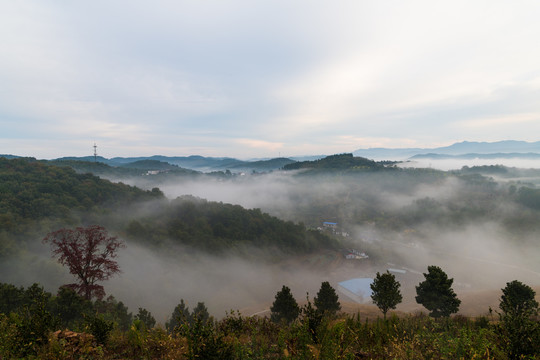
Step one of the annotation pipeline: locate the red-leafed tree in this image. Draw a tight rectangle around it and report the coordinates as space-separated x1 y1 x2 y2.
43 225 125 300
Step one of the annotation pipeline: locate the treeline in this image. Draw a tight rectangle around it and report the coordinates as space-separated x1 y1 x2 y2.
0 282 147 357
0 283 136 331
1 280 538 359
0 158 337 259
0 158 163 231
125 195 338 255
47 159 200 179
277 162 540 237
283 153 390 171
280 155 540 234
0 158 163 256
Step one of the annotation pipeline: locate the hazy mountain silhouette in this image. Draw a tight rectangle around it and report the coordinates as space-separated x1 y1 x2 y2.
353 140 540 160
50 155 296 172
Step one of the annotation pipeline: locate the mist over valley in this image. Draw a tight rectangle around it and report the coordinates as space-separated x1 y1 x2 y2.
1 149 539 324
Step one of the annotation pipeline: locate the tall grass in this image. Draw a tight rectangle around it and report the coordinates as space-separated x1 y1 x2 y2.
2 308 530 359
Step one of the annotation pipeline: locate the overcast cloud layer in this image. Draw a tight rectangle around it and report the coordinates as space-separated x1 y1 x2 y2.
2 1 540 159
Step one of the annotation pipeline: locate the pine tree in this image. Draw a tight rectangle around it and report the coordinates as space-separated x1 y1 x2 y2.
499 280 539 358
500 280 539 318
192 302 211 324
415 265 461 317
134 307 156 329
370 271 402 319
314 281 341 317
270 285 300 324
167 299 191 333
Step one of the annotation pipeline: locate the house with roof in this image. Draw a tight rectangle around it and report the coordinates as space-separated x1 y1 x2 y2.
323 221 337 229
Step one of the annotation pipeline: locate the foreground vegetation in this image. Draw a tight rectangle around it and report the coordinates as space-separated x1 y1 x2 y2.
1 282 538 359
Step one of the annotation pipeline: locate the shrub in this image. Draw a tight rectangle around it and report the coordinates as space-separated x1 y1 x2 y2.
86 315 114 345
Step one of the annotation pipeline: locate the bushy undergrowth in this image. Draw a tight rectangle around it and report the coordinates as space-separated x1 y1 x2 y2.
1 282 538 359
2 308 538 359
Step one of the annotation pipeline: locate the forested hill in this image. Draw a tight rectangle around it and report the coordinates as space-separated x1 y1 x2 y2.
46 159 199 178
125 195 338 255
0 158 164 234
0 158 337 258
282 153 392 171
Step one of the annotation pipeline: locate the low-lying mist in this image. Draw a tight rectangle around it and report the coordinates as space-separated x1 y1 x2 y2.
105 162 540 311
106 242 328 323
400 157 540 171
4 160 540 322
0 238 330 324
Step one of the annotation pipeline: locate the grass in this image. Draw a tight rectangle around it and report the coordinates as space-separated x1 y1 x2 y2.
2 309 535 359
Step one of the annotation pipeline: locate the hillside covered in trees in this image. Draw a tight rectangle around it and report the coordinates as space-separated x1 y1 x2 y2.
282 153 391 172
0 158 162 257
0 157 336 259
125 195 336 255
0 158 163 227
46 158 200 179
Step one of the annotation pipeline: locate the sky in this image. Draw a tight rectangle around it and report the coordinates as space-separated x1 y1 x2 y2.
2 1 540 159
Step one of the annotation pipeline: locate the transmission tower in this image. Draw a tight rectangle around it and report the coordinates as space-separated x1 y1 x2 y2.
93 143 97 162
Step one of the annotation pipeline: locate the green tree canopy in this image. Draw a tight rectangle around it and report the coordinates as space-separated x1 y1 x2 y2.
134 307 156 329
52 286 93 329
500 280 539 319
498 280 540 358
282 153 386 171
93 295 133 331
167 299 191 333
192 302 211 325
371 271 403 319
270 285 300 324
415 265 461 318
314 281 341 317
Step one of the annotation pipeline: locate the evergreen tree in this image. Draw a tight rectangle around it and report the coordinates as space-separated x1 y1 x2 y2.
370 271 402 319
0 282 25 314
93 295 133 331
270 285 300 324
499 280 539 358
314 281 341 317
51 286 93 329
415 265 461 317
192 302 211 325
167 299 191 333
134 307 156 329
500 280 539 318
302 294 324 343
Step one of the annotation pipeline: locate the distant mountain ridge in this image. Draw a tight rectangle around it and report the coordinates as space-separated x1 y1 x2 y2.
411 152 540 160
4 140 540 169
52 155 296 172
353 140 540 160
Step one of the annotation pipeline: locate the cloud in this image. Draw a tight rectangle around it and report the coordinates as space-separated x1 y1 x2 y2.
2 1 540 157
455 113 540 129
335 136 430 150
235 139 284 152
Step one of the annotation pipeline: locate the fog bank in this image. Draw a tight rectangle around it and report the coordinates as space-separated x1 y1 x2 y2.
400 157 540 171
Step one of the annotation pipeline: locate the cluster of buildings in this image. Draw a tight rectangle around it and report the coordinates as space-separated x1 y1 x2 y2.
317 221 350 237
342 248 369 260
